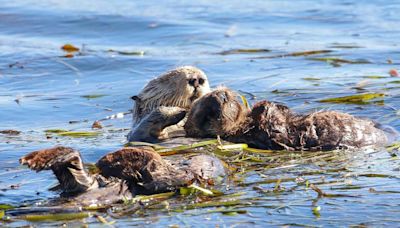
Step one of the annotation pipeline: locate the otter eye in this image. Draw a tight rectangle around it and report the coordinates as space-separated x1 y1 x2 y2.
198 78 205 85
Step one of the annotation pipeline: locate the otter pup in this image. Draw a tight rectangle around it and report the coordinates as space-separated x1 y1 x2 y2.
128 66 211 142
20 146 225 206
184 88 388 151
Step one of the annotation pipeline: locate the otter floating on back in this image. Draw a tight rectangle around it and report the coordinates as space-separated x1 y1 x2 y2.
184 88 389 151
19 66 220 207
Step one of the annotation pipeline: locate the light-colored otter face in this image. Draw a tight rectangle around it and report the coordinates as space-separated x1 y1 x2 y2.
132 66 211 123
184 87 248 138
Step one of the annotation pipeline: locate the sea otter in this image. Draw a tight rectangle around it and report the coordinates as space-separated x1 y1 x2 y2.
20 146 225 206
184 87 389 151
128 66 211 142
17 67 216 207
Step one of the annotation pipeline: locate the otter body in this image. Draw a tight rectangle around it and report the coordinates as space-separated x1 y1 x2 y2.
20 146 225 206
185 88 388 151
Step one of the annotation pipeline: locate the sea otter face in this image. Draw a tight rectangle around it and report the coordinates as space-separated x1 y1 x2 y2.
180 66 211 104
132 66 211 123
185 87 248 138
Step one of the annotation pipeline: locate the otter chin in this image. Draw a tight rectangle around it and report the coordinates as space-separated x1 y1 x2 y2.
128 66 211 142
185 88 389 151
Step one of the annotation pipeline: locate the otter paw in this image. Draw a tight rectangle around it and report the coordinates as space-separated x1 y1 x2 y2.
20 146 79 171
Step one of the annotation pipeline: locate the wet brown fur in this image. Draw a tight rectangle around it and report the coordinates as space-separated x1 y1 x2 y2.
20 146 224 205
185 88 388 151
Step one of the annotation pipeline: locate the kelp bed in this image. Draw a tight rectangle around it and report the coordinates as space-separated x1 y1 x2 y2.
2 139 400 227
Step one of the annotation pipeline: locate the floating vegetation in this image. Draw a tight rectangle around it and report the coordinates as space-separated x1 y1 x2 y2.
328 43 363 49
386 141 400 152
155 139 219 154
44 129 69 133
302 77 321 81
318 93 385 104
94 214 115 225
217 48 270 55
182 199 249 210
308 57 371 65
312 206 321 217
363 75 387 79
180 184 214 196
61 44 80 52
45 129 100 137
239 95 251 109
0 204 14 210
56 131 101 137
80 94 107 99
21 212 90 222
254 50 333 59
125 141 166 150
0 130 20 135
108 49 145 56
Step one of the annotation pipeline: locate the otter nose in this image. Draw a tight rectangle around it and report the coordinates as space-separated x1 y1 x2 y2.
188 78 199 88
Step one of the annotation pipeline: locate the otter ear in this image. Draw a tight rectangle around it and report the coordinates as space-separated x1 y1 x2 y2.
131 95 141 102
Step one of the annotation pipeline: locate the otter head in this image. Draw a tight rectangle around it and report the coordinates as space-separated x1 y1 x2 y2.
185 87 249 138
132 66 211 123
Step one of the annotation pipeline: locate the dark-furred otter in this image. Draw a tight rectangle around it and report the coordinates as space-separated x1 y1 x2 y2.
184 87 389 151
20 146 225 206
128 66 211 142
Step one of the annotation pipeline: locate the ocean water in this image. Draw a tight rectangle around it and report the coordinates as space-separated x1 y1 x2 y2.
1 0 400 226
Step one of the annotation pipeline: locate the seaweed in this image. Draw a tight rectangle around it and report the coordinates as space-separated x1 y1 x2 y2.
217 48 271 55
254 50 333 59
318 93 385 104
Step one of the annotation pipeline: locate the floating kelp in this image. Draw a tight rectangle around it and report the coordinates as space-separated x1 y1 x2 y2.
182 199 249 210
318 93 385 104
125 141 166 150
0 130 20 135
254 50 333 59
180 184 213 196
239 95 251 109
94 214 115 225
61 44 80 52
44 129 69 133
308 57 371 64
386 142 400 152
217 48 271 55
302 77 321 81
369 188 400 194
108 49 145 56
312 206 321 217
56 131 101 137
328 43 363 49
206 208 247 216
126 192 175 204
80 94 107 99
363 75 387 79
155 139 219 154
21 212 90 222
310 184 356 198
